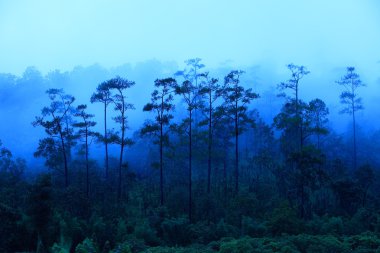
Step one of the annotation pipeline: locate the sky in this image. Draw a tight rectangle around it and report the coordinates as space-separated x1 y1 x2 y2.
1 0 380 74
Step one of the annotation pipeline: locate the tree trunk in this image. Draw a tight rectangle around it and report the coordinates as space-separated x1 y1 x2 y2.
160 113 164 205
235 103 239 194
189 110 192 222
353 109 357 170
118 103 125 201
207 92 212 194
300 120 304 149
58 126 68 188
104 102 109 179
86 127 89 198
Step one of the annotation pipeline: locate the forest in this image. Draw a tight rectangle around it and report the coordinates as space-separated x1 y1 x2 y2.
1 58 380 253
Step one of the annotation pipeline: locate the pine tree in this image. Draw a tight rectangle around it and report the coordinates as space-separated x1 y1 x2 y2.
336 67 365 170
142 78 176 205
91 81 113 179
222 70 259 193
73 104 96 198
108 77 135 201
33 89 75 187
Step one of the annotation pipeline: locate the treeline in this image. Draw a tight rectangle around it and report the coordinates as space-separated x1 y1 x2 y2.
1 59 380 252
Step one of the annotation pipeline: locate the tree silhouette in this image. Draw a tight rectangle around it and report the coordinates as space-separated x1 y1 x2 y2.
142 78 176 205
290 146 325 218
177 58 205 89
91 81 113 179
198 73 223 194
222 70 259 193
33 89 75 188
174 78 202 222
307 98 329 149
278 64 310 149
108 77 135 201
73 104 96 198
336 67 365 170
176 58 206 124
273 99 329 153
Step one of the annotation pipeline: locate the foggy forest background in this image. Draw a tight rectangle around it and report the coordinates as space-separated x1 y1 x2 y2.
1 1 380 253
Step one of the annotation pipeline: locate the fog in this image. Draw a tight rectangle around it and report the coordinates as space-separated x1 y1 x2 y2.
1 0 380 74
1 60 379 166
0 0 380 168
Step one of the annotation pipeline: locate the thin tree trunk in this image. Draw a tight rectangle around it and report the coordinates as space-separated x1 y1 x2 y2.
351 78 357 171
118 140 124 201
295 83 302 150
235 103 239 194
118 100 125 201
86 127 89 198
353 110 357 170
207 92 212 194
64 116 72 163
160 111 164 205
59 126 68 188
189 110 192 222
104 102 109 179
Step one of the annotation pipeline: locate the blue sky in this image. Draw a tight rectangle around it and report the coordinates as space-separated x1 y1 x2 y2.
1 0 379 74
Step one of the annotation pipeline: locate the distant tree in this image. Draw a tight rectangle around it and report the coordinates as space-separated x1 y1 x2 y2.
212 111 234 202
73 104 96 198
307 98 329 149
222 70 259 193
278 64 310 149
176 58 205 89
274 99 328 155
142 78 176 205
198 73 223 194
274 98 330 218
33 89 75 187
173 58 208 221
176 58 206 125
18 67 45 100
0 140 26 208
0 140 12 169
108 77 135 201
273 100 304 155
0 144 23 178
0 73 17 104
91 81 113 179
174 77 202 222
336 67 365 170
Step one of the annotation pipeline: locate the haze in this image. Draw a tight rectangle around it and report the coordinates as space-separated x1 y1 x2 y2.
0 0 380 164
1 0 380 74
